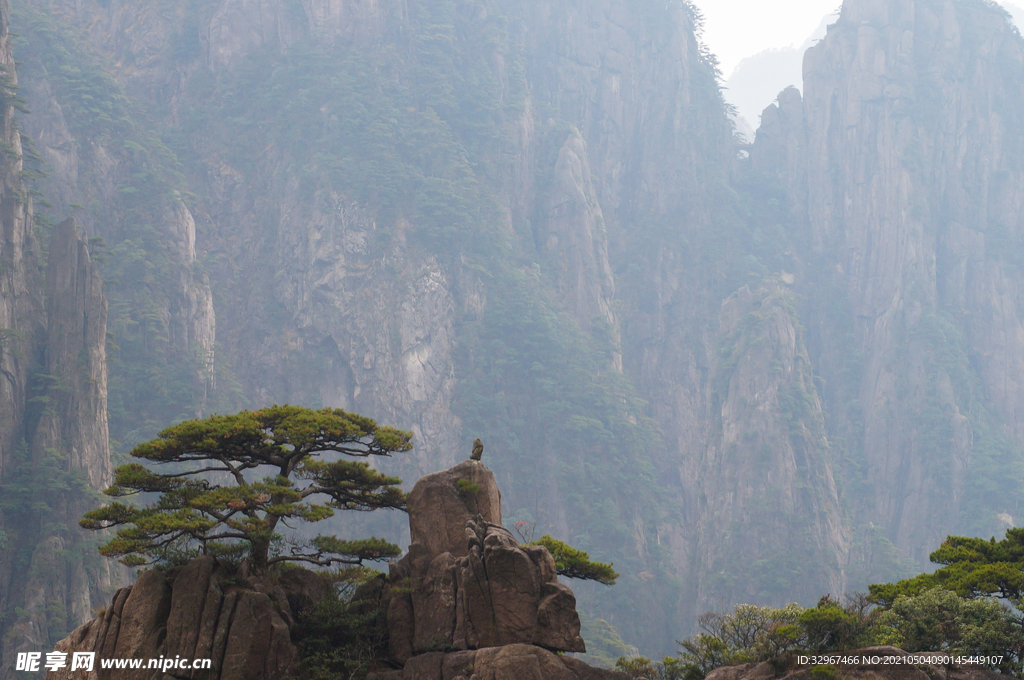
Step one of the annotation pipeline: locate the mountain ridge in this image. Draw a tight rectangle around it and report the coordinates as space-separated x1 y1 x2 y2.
3 0 1024 667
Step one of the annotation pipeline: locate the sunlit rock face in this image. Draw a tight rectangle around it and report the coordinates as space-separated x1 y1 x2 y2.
46 556 312 680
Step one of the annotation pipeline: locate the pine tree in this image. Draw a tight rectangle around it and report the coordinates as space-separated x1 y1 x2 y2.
81 405 412 571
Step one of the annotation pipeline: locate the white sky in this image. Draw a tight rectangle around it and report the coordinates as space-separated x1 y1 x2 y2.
697 0 842 78
702 0 1023 79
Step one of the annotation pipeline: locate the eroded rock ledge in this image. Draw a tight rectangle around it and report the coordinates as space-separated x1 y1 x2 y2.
47 555 326 680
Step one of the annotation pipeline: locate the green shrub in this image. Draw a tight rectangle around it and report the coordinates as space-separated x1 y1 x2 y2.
291 569 389 680
811 664 840 680
871 588 1018 661
455 479 479 499
798 596 872 652
533 535 618 585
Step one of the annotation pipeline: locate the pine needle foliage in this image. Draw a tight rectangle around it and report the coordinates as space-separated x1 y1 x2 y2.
534 534 619 585
868 528 1024 609
80 405 412 571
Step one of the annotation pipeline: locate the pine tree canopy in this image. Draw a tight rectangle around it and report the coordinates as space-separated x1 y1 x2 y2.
868 528 1024 608
80 405 413 570
534 534 619 585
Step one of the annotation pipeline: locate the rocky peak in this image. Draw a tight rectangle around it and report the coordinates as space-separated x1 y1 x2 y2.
1 211 123 677
377 459 625 679
387 460 582 659
36 218 110 488
47 460 625 680
406 459 503 559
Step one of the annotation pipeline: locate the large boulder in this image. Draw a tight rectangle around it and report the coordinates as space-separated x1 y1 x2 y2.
387 517 586 658
406 460 502 558
47 557 319 680
387 462 587 660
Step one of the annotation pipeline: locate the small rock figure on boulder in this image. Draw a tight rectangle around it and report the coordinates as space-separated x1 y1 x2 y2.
470 437 484 460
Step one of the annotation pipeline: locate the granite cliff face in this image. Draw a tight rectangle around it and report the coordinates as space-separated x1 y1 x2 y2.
0 0 41 488
698 280 847 605
6 0 733 652
8 0 1024 664
0 222 120 675
0 212 123 675
14 15 217 434
751 0 1024 565
0 0 122 662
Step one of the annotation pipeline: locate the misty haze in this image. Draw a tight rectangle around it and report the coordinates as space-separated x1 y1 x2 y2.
1 0 1023 678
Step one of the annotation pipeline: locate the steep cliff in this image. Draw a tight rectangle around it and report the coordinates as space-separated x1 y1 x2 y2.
0 0 123 664
0 221 122 674
14 0 1024 663
0 0 42 487
751 0 1024 567
1 0 842 656
8 0 719 652
698 280 847 606
0 0 47 654
14 5 217 445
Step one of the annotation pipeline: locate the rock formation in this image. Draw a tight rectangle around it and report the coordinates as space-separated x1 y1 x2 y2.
388 461 583 660
46 460 623 680
698 279 847 606
751 0 1024 565
0 3 124 649
373 459 624 679
15 0 1024 660
16 30 217 426
2 218 120 666
46 556 324 680
406 460 503 559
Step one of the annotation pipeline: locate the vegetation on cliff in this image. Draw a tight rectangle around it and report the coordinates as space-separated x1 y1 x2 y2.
619 594 1019 679
291 568 391 680
619 531 1024 679
534 535 619 586
80 405 412 570
869 529 1024 607
13 4 222 448
9 0 1024 665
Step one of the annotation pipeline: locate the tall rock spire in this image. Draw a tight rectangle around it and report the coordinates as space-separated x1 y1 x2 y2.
1 217 120 677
